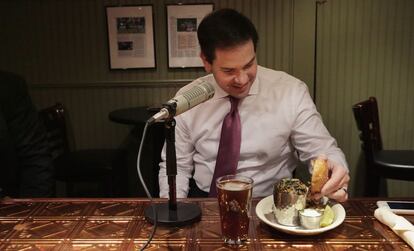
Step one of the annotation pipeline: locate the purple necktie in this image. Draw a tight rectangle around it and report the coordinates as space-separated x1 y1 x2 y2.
209 96 241 197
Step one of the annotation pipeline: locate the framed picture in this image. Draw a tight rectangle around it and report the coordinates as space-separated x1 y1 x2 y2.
166 4 214 68
106 5 156 69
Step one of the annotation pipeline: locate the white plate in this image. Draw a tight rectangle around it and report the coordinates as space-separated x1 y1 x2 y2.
255 195 345 235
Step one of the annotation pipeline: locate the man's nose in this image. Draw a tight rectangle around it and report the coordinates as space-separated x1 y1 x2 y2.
234 70 248 84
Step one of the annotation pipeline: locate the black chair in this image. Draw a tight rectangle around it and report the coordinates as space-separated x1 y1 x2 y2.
352 97 414 196
39 103 126 197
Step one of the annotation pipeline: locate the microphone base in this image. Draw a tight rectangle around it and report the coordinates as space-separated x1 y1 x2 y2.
144 202 202 227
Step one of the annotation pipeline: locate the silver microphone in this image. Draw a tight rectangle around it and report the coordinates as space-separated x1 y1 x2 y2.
148 80 215 124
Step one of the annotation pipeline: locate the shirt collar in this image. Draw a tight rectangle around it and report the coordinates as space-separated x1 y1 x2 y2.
203 71 260 101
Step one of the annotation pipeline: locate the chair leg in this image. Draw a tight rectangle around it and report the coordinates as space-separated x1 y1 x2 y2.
103 175 114 197
365 169 381 196
67 182 75 197
378 178 388 197
365 167 388 197
55 180 66 197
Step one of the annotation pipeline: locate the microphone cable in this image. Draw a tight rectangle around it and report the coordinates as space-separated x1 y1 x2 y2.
136 121 157 250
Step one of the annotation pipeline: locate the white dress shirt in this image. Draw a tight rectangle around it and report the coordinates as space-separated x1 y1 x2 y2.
159 66 347 198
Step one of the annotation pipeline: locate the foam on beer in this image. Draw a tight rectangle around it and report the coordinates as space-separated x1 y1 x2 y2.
220 180 250 191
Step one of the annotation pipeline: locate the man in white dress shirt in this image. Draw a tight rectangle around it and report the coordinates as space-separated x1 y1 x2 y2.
159 8 350 202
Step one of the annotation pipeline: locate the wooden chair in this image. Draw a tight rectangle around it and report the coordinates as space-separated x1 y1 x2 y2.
352 97 414 196
39 103 126 197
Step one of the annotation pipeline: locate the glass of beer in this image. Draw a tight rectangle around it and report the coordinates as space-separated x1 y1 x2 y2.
216 174 253 245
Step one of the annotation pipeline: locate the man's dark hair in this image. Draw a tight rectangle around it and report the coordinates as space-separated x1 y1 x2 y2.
197 8 259 64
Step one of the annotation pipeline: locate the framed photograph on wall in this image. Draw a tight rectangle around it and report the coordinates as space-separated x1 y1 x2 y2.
166 4 214 68
106 5 156 69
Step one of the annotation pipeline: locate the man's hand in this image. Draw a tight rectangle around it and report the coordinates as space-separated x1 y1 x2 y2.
320 161 350 202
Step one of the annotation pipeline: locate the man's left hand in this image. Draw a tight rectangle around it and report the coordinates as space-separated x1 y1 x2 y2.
320 161 350 202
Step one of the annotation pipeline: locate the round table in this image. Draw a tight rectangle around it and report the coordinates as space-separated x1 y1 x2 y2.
109 106 160 125
108 106 164 197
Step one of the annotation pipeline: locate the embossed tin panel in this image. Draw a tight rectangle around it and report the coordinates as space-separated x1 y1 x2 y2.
0 198 412 250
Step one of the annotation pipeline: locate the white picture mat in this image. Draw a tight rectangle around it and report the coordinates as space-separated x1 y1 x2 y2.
167 4 213 68
107 6 155 69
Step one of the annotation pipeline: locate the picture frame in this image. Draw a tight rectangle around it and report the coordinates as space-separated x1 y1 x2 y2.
106 5 156 69
166 4 214 68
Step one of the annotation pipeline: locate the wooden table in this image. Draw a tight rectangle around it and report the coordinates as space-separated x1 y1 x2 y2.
0 197 412 250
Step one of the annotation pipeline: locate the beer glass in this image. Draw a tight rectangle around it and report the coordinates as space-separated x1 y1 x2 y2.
216 175 253 245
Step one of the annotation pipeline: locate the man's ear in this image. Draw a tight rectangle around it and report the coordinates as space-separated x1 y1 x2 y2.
200 52 212 73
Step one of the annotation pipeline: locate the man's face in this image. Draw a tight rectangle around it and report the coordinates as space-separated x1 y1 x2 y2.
201 40 258 99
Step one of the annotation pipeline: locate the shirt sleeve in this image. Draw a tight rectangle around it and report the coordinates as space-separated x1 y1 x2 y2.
290 82 348 172
158 115 195 198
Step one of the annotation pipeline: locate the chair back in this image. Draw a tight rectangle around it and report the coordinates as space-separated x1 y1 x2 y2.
38 103 69 159
352 97 383 157
352 97 386 196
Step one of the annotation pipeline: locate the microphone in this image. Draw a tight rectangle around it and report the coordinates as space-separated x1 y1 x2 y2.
148 79 215 124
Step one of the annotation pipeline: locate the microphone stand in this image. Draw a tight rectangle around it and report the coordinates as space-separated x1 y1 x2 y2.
144 118 201 226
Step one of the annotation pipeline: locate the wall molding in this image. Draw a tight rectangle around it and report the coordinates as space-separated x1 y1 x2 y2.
30 79 191 89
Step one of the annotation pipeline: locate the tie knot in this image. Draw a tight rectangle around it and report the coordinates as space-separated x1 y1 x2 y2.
229 96 239 112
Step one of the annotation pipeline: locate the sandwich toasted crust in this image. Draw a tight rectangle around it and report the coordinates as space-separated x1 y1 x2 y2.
310 157 329 194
